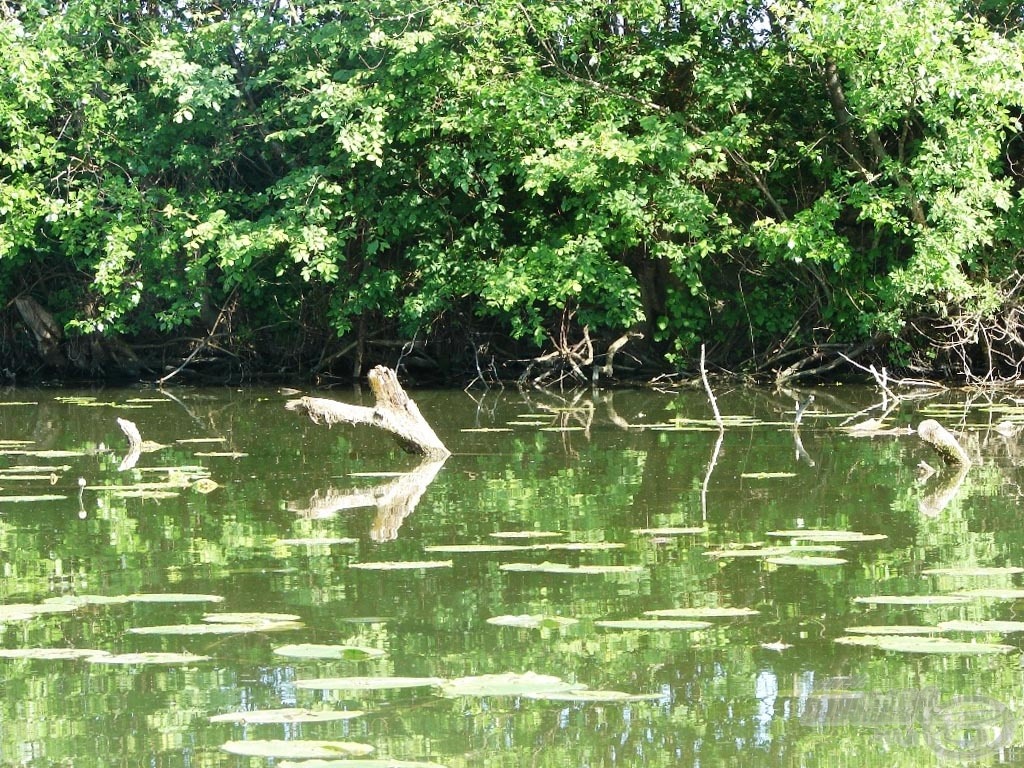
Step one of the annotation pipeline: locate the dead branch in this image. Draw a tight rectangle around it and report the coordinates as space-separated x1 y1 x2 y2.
286 366 450 459
917 419 972 466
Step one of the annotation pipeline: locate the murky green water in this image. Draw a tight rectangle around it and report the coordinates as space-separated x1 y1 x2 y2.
1 384 1023 766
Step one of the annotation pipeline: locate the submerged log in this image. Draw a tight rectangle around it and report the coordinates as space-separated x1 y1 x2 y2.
286 366 450 459
917 419 971 466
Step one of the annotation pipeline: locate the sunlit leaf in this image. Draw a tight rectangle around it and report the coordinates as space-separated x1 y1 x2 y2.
740 471 797 479
853 595 972 605
0 603 79 621
595 619 712 631
489 531 562 539
129 621 303 635
766 555 848 566
276 537 359 546
203 612 302 624
278 761 448 768
705 545 844 559
500 562 645 575
194 451 248 458
125 593 225 603
767 530 887 543
528 542 625 551
631 527 708 536
834 635 1015 654
191 478 219 493
938 620 1024 633
922 566 1024 577
644 607 758 618
0 494 68 502
274 644 387 660
295 676 444 691
349 561 453 570
87 652 211 665
486 615 579 629
441 672 583 697
220 740 374 758
210 708 365 724
522 689 662 702
423 544 529 554
843 625 943 635
0 647 111 660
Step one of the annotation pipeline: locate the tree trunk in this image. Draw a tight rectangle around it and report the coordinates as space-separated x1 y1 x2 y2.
286 366 451 459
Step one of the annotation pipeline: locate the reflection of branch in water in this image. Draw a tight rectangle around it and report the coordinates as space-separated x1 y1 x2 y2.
792 395 815 467
701 430 724 524
287 459 446 541
918 464 969 517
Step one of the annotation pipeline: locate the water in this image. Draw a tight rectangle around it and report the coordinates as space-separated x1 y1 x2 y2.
0 384 1022 766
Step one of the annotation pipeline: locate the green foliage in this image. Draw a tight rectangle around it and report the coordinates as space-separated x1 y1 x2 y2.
2 0 1024 376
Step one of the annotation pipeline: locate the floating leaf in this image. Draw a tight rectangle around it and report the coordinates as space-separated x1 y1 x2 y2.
0 648 111 660
522 689 662 702
595 619 712 631
500 562 645 575
125 593 225 603
220 740 374 758
276 537 359 547
441 672 584 697
767 530 887 543
528 542 625 552
461 427 513 433
486 615 579 629
296 676 444 691
955 588 1024 600
88 652 211 665
203 612 302 624
853 595 972 606
834 635 1014 654
706 545 844 559
631 527 708 536
0 603 78 621
0 494 67 502
191 478 219 494
349 561 453 571
130 621 303 635
844 625 943 635
644 607 758 619
176 438 226 444
923 566 1024 577
423 544 529 554
194 451 248 458
279 761 448 768
766 555 848 567
938 620 1024 633
740 472 797 479
42 595 134 607
210 708 365 724
274 644 387 660
489 531 562 539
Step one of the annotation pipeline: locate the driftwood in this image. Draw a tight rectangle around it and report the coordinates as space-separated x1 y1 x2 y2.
917 419 972 466
286 366 450 459
288 459 446 541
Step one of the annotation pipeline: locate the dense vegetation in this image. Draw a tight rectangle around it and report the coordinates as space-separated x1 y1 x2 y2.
3 0 1024 383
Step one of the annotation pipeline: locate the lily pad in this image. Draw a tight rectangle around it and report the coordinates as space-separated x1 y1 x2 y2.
441 672 584 697
834 635 1015 654
522 689 663 702
0 602 79 621
274 644 387 660
0 647 111 660
765 555 848 566
126 593 225 604
130 621 303 635
220 740 374 758
296 676 445 691
489 531 562 539
423 544 529 554
938 619 1024 633
500 562 645 575
203 612 302 624
486 615 579 629
644 607 758 619
528 542 625 552
705 545 844 559
0 494 68 502
87 652 211 665
740 471 797 479
767 530 887 543
277 537 360 546
210 708 365 724
853 595 972 606
922 566 1024 577
42 594 134 607
955 588 1024 599
843 625 943 635
349 561 453 570
278 761 448 768
631 527 708 536
595 619 712 631
191 478 219 494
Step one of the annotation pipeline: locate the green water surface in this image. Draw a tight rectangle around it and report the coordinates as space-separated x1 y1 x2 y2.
0 384 1022 767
